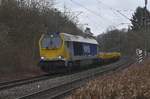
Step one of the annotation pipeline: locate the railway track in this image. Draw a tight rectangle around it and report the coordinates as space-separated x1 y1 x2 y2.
0 73 63 91
0 57 134 99
0 65 104 91
0 60 118 92
13 57 134 99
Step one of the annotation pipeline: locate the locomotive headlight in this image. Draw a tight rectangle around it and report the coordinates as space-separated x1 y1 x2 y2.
41 57 45 60
58 56 64 59
58 56 62 59
50 34 54 38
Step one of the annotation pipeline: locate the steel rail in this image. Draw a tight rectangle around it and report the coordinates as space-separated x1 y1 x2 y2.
0 73 61 91
18 58 133 99
0 61 115 91
53 60 135 99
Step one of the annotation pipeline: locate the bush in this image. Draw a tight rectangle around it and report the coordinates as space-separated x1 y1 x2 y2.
70 59 150 99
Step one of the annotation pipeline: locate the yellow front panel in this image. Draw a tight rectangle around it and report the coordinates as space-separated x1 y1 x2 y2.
39 34 70 60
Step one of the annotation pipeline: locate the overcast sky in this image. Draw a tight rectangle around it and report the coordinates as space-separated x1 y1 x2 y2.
54 0 150 36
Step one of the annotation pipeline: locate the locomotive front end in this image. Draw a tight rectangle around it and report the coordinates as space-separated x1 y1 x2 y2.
38 32 69 72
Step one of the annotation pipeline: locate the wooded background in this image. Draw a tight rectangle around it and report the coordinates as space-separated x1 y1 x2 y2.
0 0 83 73
97 7 150 55
0 0 149 74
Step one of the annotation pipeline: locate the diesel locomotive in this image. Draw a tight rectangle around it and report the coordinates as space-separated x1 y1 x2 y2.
38 32 99 72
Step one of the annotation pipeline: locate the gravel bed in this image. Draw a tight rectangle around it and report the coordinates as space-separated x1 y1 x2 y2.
0 58 127 99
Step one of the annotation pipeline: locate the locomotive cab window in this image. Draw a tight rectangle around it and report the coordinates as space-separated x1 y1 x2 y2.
41 34 62 49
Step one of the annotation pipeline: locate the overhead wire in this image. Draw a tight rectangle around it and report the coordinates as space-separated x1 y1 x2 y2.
96 0 144 31
70 0 115 25
85 15 104 31
96 0 135 22
70 0 102 18
70 0 140 33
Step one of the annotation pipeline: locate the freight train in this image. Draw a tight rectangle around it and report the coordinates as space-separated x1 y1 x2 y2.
38 32 121 73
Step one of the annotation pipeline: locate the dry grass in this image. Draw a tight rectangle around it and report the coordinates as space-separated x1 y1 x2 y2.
68 59 150 99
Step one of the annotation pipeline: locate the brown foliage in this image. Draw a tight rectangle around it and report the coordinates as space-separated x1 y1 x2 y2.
69 59 150 99
0 0 83 73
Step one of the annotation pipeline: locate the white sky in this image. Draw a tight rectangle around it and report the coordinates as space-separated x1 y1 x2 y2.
54 0 150 36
